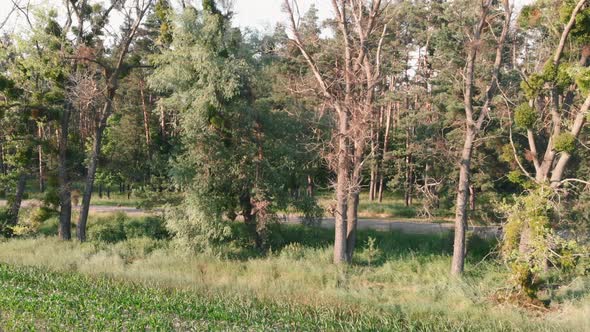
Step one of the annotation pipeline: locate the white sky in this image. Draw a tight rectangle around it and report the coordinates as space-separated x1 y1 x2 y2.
0 0 533 34
0 0 331 33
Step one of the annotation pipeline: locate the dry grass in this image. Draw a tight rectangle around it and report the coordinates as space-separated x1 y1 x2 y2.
0 234 588 331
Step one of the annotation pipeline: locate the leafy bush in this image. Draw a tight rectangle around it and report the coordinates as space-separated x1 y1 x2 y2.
88 213 169 243
38 217 59 236
88 214 126 243
123 216 168 240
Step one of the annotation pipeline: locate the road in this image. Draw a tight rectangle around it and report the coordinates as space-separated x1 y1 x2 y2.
1 200 502 237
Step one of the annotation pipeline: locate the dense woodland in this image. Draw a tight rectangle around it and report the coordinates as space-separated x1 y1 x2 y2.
1 0 590 328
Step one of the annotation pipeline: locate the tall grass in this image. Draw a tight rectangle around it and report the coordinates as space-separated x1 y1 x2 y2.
0 226 588 330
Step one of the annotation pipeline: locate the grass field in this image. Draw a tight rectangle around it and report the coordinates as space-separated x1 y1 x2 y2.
0 224 588 331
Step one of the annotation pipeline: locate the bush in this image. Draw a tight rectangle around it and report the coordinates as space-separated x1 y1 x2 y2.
88 214 126 243
88 213 169 243
38 217 59 236
123 216 169 240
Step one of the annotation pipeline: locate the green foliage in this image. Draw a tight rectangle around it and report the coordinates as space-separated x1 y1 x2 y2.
123 216 168 240
559 0 590 44
514 103 537 129
500 187 589 298
87 213 168 243
88 214 126 243
363 236 382 267
554 132 576 154
520 73 545 99
568 66 590 94
518 5 542 29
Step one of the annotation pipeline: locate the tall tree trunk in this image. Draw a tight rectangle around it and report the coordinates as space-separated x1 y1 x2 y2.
346 190 359 262
77 117 107 242
451 129 475 276
140 79 151 147
240 190 261 249
378 104 393 203
334 109 349 264
5 172 26 233
346 138 364 262
38 126 44 192
0 143 5 175
469 185 476 211
58 107 72 241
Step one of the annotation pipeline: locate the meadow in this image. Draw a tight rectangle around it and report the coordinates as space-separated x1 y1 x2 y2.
0 216 588 331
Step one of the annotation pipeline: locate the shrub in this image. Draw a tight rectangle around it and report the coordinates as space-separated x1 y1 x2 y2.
123 216 169 240
87 213 126 243
38 217 59 236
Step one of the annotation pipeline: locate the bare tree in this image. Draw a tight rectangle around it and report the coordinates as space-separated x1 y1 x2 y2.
451 0 512 276
285 0 389 263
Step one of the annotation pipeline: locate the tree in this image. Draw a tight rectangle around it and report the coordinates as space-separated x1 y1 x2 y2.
284 0 390 263
449 0 512 276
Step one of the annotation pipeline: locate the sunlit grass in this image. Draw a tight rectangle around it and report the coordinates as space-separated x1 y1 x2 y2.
0 226 587 330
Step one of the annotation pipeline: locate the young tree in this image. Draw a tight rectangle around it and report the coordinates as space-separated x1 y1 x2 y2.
450 0 512 276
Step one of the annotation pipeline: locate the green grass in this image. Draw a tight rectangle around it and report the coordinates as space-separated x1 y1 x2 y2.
316 192 454 221
0 226 588 331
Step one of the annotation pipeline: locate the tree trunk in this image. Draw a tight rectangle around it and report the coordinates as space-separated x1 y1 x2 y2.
451 129 475 276
378 104 392 203
140 79 151 147
77 122 106 242
38 126 44 192
404 154 413 207
58 106 72 241
5 172 26 233
469 185 476 211
346 190 359 262
240 190 261 249
334 109 349 265
0 143 4 175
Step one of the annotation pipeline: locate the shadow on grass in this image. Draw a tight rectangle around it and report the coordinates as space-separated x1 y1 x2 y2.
229 223 497 266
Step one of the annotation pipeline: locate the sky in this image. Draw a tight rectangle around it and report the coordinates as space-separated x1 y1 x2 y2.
0 0 330 34
0 0 533 34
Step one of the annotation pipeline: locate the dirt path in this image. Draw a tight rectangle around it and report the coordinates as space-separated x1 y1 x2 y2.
1 200 502 237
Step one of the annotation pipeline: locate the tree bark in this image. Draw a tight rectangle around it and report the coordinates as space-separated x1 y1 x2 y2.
451 130 475 276
77 114 107 241
58 106 72 241
334 108 349 264
346 190 359 262
5 172 26 233
306 175 314 197
378 104 393 202
38 126 44 192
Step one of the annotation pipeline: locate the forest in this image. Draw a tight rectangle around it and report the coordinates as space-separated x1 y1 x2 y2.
0 0 589 330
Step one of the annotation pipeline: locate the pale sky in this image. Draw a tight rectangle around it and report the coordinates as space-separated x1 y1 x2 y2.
0 0 532 34
0 0 331 34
